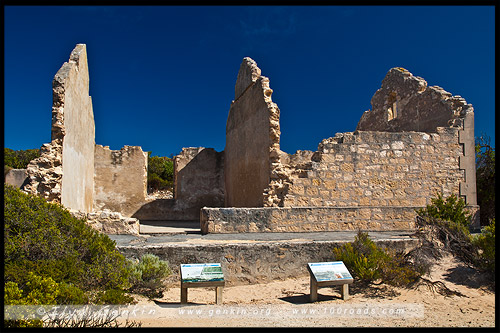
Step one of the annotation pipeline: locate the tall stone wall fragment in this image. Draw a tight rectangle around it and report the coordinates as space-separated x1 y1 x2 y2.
94 145 148 217
25 44 95 213
224 57 281 207
58 44 95 213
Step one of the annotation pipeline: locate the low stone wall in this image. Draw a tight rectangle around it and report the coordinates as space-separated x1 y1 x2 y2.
116 237 418 286
200 206 420 234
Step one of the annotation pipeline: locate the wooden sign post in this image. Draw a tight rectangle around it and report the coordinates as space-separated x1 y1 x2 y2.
307 261 353 302
180 263 225 304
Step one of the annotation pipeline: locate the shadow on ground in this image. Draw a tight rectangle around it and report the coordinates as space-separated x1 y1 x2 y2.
443 264 495 291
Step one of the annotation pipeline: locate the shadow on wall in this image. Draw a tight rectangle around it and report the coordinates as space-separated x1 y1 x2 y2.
132 148 224 221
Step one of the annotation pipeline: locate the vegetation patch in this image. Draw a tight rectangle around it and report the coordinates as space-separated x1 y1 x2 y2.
4 185 171 327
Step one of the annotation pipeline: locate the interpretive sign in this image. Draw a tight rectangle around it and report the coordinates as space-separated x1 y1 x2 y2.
180 263 224 304
307 261 353 302
180 263 224 283
307 261 353 282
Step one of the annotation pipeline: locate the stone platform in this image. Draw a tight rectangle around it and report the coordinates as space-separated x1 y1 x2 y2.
109 231 419 286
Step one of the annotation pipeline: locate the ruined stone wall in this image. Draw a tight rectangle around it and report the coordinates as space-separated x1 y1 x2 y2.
282 129 463 208
355 67 477 206
174 147 224 215
93 145 148 217
356 67 472 133
25 44 95 213
132 147 224 221
57 44 95 213
264 67 476 209
224 57 281 207
71 209 140 235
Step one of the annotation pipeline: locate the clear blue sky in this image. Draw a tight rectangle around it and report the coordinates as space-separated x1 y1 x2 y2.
4 5 495 157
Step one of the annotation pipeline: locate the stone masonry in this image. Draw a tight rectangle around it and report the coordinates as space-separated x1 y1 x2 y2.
224 57 281 207
18 46 479 235
93 145 148 217
24 44 95 213
21 44 142 233
203 64 479 233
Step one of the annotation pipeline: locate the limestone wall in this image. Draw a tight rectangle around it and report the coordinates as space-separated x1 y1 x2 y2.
354 67 477 206
201 206 417 234
174 147 224 216
224 58 281 207
133 147 224 221
93 145 148 217
356 67 472 133
24 44 95 212
282 129 464 208
71 209 140 235
118 237 417 286
57 44 95 213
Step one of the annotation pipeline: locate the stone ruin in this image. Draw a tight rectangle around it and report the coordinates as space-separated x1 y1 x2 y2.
7 44 479 235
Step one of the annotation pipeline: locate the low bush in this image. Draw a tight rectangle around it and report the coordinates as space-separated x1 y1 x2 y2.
4 184 131 296
128 254 172 298
416 193 495 276
416 193 472 229
333 231 424 287
471 219 495 273
4 184 140 327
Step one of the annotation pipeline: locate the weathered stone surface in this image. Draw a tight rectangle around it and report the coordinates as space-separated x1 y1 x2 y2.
25 44 95 212
132 147 224 221
117 236 418 286
200 206 418 234
356 67 474 133
71 209 140 235
5 169 29 189
94 145 148 217
174 147 224 218
225 57 281 207
24 139 63 203
234 57 261 100
58 44 95 213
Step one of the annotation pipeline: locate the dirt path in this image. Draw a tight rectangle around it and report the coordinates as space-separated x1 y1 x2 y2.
123 254 495 327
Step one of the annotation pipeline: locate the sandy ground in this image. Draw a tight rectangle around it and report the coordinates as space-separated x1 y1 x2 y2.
122 254 495 327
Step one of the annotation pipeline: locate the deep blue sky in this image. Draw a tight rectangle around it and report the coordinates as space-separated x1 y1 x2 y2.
4 5 495 157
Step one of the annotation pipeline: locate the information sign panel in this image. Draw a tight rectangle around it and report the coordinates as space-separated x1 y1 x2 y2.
308 261 353 282
180 263 224 283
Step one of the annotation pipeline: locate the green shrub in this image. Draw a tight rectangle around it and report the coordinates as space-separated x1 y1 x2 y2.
95 289 135 305
416 194 495 277
416 193 472 228
128 254 171 298
147 153 173 192
4 184 136 314
472 219 495 273
475 135 495 226
4 184 131 294
333 231 423 287
4 147 40 169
